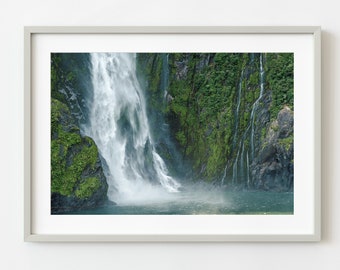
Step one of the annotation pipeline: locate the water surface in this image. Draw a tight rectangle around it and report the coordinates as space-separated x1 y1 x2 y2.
69 190 293 215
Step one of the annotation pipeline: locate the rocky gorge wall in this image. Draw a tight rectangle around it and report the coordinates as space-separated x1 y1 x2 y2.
50 54 109 214
137 53 294 191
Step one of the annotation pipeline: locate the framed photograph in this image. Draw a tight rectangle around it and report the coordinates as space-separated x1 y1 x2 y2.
24 26 321 242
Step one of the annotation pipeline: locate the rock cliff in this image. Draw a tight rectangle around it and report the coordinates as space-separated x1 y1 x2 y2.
137 53 294 191
251 106 294 191
51 98 108 214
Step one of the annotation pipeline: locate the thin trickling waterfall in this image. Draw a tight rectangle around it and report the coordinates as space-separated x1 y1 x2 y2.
59 85 85 122
232 70 244 149
250 53 265 160
83 53 180 204
223 53 265 187
162 53 170 102
232 148 240 185
222 69 244 185
246 151 250 187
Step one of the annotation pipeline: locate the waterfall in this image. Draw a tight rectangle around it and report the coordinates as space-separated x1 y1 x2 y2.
232 70 244 149
246 151 250 187
58 85 85 122
223 53 265 187
260 53 265 95
83 53 180 204
162 53 170 102
232 148 240 185
250 53 265 160
222 69 244 185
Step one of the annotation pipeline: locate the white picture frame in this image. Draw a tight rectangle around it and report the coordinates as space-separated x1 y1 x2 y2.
24 26 321 242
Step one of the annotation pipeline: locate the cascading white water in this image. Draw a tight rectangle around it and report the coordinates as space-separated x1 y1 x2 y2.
250 53 265 160
260 53 265 95
246 151 250 187
162 53 170 102
59 85 85 122
232 148 240 185
224 53 265 186
83 53 180 204
222 70 244 185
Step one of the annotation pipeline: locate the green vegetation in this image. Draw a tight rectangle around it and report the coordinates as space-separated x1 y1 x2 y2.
51 54 65 103
138 53 294 181
278 135 294 151
137 53 165 113
51 53 105 201
265 53 294 119
166 54 230 179
75 177 101 199
165 53 261 180
51 98 99 197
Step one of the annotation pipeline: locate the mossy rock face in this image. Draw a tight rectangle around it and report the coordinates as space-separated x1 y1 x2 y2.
51 98 108 214
251 106 294 191
138 53 294 189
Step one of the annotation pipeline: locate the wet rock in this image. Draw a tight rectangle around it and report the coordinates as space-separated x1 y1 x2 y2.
251 106 294 191
51 99 109 214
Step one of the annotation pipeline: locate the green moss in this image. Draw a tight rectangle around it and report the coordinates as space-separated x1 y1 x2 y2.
164 53 249 179
278 136 293 151
51 99 67 130
75 177 101 199
249 71 259 86
175 131 187 147
271 124 279 132
266 53 294 119
206 143 223 179
136 53 165 112
51 99 99 197
139 53 293 181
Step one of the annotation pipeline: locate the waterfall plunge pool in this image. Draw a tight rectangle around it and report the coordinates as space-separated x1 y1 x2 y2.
67 189 293 215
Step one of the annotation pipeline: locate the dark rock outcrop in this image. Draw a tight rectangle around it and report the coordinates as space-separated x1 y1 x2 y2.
251 106 294 191
51 99 109 214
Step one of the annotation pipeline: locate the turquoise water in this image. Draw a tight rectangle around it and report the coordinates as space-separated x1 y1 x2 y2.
69 190 293 215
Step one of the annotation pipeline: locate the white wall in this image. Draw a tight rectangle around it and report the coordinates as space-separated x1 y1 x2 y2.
0 0 338 269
